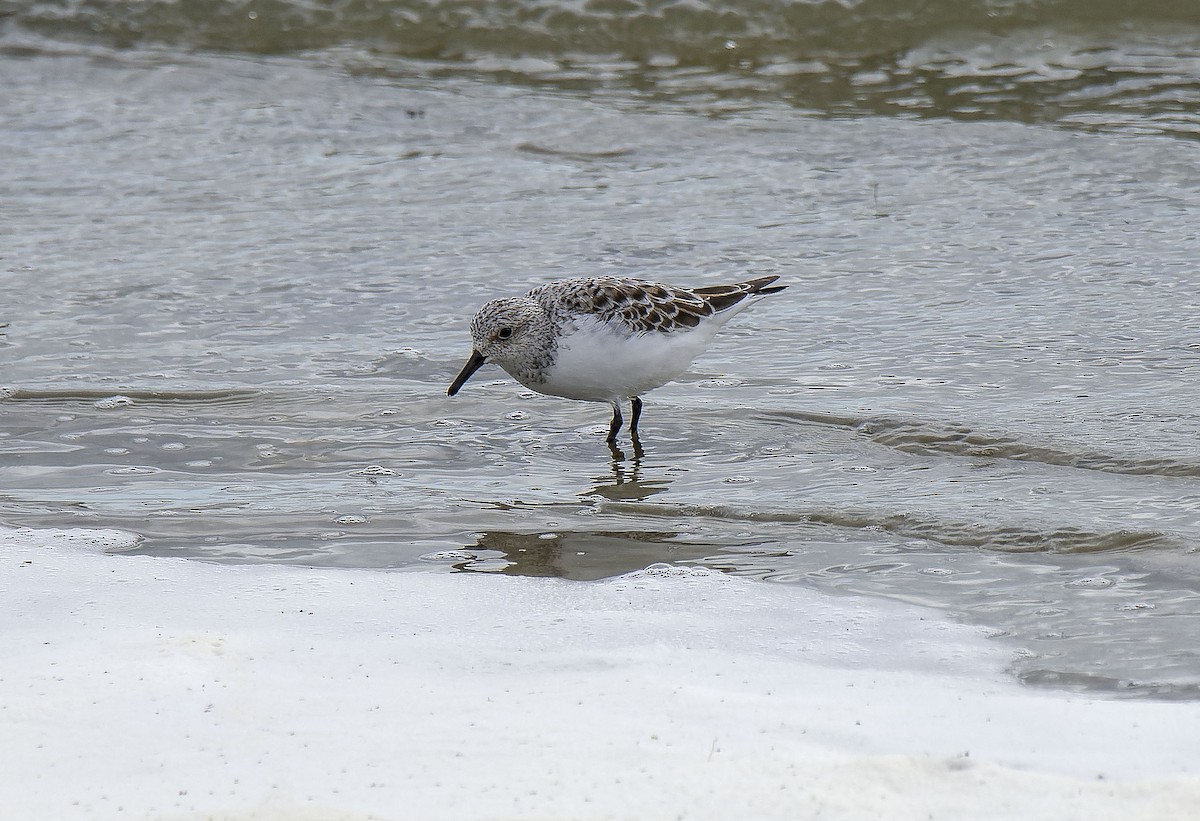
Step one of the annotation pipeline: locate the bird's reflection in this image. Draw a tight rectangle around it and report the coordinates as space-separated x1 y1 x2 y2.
589 445 670 502
606 431 645 464
452 457 698 579
462 528 716 580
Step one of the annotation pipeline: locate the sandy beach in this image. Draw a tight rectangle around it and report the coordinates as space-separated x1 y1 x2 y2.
2 525 1197 820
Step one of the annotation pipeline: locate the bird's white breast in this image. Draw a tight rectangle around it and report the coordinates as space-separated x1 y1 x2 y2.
538 315 715 401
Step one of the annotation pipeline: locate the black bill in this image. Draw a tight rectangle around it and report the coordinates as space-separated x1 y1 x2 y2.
447 350 487 396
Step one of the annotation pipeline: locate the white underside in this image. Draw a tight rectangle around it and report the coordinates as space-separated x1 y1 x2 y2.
533 313 728 402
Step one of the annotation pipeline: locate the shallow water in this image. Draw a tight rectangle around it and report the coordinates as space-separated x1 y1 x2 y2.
4 4 1200 699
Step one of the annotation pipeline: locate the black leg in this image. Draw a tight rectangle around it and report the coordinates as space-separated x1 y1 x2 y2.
606 401 623 443
629 396 643 436
628 396 644 459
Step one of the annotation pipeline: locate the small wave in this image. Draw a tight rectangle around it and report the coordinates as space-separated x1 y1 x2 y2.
9 0 1200 61
6 1 1200 141
515 143 637 161
761 410 1200 479
600 500 1178 554
0 387 259 405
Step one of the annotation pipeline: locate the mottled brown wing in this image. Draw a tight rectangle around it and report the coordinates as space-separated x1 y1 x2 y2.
547 277 715 334
532 275 784 335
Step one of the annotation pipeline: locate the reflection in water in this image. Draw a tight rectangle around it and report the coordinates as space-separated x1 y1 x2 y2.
606 432 645 465
459 457 700 579
463 529 721 580
586 454 671 503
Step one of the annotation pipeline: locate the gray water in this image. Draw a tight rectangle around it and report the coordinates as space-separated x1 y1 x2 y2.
4 38 1200 698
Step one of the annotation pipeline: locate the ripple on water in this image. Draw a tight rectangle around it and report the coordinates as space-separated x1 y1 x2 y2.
760 410 1200 479
598 500 1180 555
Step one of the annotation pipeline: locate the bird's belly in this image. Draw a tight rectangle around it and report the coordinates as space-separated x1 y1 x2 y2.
537 323 708 401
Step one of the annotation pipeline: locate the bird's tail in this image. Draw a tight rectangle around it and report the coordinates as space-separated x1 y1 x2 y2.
692 275 787 312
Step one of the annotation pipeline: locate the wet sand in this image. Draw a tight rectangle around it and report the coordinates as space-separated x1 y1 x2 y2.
4 526 1198 820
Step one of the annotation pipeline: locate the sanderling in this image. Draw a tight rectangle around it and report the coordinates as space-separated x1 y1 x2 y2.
447 275 787 445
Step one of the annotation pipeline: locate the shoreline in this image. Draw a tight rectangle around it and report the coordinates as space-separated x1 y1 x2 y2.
2 526 1198 820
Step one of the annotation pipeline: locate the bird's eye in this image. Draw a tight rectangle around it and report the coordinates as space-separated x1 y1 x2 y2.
496 327 513 340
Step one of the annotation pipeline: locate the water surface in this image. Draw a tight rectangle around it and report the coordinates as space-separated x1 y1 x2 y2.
3 1 1200 698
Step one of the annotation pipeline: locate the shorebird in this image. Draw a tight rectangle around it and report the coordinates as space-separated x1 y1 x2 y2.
447 275 787 445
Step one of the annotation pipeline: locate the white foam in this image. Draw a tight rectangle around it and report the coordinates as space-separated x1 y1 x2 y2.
2 525 1198 820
